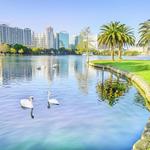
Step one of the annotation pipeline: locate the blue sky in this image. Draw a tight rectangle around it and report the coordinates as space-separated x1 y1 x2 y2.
0 0 149 38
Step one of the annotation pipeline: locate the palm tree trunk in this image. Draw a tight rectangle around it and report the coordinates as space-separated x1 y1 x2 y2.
111 47 115 61
119 45 123 61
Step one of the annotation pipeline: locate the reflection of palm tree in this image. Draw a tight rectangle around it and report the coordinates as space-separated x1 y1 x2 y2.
96 73 129 106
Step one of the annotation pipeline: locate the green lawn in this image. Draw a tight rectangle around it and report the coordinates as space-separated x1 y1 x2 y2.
91 60 150 85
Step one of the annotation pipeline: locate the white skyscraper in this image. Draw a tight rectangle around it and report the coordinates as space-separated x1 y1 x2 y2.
46 26 54 49
0 24 9 44
32 33 47 48
0 24 32 46
23 28 32 46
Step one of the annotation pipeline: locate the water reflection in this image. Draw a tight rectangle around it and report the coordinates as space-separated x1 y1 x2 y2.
0 56 150 150
134 92 150 111
0 56 33 85
21 107 34 119
74 59 89 94
96 71 129 106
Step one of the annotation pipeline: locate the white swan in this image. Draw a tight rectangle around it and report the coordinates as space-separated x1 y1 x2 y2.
48 92 59 108
52 64 58 68
20 96 34 109
37 65 46 70
36 67 41 70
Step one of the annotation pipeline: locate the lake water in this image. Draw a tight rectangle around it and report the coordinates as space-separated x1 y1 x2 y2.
0 55 150 150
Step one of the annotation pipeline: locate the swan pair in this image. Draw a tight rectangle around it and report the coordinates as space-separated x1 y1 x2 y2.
20 92 59 109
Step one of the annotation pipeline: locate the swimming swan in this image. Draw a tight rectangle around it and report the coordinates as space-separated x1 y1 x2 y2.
37 65 46 70
48 92 59 108
52 64 58 68
20 96 34 109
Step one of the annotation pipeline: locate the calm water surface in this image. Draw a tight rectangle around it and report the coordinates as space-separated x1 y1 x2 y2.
0 55 150 150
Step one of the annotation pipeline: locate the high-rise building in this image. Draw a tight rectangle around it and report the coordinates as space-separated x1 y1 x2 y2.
24 28 32 46
55 33 59 50
0 24 9 44
14 27 24 45
46 27 54 49
32 33 46 48
0 24 32 46
74 35 81 48
57 31 69 49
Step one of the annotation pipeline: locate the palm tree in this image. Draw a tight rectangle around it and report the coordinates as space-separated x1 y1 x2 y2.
98 22 120 61
138 20 150 53
118 24 135 60
98 22 135 61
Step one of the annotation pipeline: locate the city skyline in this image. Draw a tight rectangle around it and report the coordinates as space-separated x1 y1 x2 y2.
0 23 76 49
0 0 149 39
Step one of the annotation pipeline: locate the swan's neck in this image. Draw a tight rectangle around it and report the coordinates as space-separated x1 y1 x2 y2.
48 93 50 99
29 99 33 102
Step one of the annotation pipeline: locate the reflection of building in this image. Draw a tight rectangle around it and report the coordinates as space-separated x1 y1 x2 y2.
0 57 33 85
56 31 69 49
0 59 2 85
56 57 69 77
0 24 32 46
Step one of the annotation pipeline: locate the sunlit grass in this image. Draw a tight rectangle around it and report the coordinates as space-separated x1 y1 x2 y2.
91 60 150 84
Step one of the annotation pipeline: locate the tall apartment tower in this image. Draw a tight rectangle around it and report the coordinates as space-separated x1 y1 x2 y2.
56 31 69 49
24 28 32 46
0 24 32 46
0 24 10 44
46 26 54 49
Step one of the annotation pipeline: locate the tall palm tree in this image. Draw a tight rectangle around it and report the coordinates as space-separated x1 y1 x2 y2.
118 24 135 60
98 22 119 61
138 20 150 53
98 22 135 61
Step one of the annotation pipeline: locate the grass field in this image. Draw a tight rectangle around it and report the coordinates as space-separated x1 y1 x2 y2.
91 60 150 85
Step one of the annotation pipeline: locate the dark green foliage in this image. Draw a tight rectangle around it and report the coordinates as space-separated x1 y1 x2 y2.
96 76 129 106
0 44 77 55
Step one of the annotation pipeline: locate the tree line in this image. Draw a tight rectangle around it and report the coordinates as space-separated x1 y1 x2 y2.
0 44 77 55
98 20 150 61
0 20 149 58
76 19 150 61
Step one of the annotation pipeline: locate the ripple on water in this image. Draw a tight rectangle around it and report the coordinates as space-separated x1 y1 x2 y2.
0 56 149 150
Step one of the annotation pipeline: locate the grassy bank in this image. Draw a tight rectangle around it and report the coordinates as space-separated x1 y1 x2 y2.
91 60 150 85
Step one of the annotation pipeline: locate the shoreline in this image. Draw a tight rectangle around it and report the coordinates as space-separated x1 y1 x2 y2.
89 61 150 150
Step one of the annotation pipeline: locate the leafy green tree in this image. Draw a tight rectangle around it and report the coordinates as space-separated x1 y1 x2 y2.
117 24 135 60
138 20 150 53
31 47 41 54
18 49 24 54
10 48 16 54
0 44 10 54
77 27 93 62
98 21 135 61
